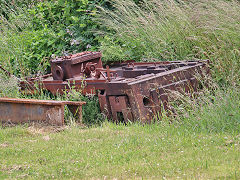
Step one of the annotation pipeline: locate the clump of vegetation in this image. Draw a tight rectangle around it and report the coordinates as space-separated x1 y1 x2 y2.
166 86 240 134
98 0 240 85
0 74 20 98
0 0 31 76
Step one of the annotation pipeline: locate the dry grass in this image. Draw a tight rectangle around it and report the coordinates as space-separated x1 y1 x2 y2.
26 124 68 135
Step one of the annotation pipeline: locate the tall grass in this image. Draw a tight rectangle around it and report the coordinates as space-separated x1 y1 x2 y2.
0 74 20 98
169 88 240 134
98 0 240 85
0 1 32 76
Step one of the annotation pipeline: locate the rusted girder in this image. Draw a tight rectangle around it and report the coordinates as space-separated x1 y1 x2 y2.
20 51 209 123
0 98 85 126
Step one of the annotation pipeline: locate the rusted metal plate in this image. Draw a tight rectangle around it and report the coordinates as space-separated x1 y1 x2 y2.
20 51 209 123
0 98 85 126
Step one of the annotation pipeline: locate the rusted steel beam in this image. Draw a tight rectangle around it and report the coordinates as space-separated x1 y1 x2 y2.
0 98 85 126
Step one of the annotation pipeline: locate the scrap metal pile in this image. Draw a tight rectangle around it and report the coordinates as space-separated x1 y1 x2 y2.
20 51 208 123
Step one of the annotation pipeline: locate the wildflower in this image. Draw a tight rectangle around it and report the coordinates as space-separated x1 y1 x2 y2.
86 44 92 49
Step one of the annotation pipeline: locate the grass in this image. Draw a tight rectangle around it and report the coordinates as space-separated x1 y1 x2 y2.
98 0 240 85
0 123 240 179
0 0 240 178
0 88 239 179
167 86 240 134
0 0 32 76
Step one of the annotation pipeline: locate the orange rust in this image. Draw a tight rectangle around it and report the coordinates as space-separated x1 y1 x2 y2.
0 98 85 126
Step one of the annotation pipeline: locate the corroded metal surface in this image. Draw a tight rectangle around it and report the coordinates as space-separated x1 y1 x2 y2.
51 51 102 80
0 98 85 125
20 51 209 123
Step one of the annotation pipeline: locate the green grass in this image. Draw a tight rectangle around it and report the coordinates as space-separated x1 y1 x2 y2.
0 88 239 179
0 123 240 179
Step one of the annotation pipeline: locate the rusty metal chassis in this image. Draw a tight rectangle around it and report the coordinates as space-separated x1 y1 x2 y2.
21 60 208 123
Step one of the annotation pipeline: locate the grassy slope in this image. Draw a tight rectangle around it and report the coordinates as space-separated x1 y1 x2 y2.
0 123 239 179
